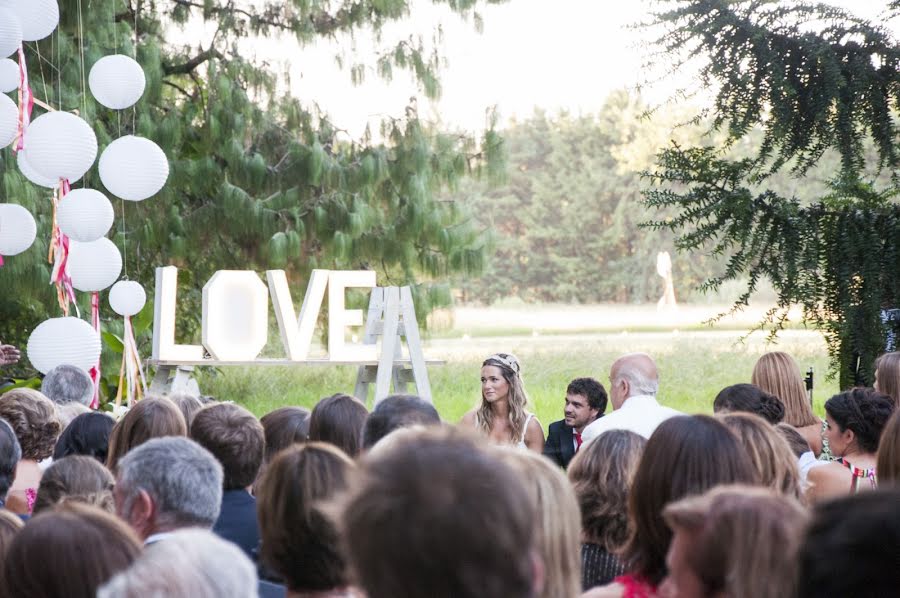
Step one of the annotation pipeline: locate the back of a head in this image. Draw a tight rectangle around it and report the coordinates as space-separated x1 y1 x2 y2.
824 387 894 453
166 394 205 429
308 393 369 457
663 485 808 598
878 409 900 488
568 429 646 551
874 351 900 407
0 510 23 564
260 406 311 462
53 411 115 464
714 383 785 424
41 364 94 406
56 401 92 429
190 403 264 490
0 388 61 461
622 415 757 586
798 488 900 598
342 427 537 598
98 528 258 598
751 352 817 427
3 502 141 598
362 394 441 450
106 398 188 472
720 413 803 500
257 442 355 593
117 436 223 530
33 455 116 514
494 448 581 598
614 353 659 398
776 423 812 457
0 419 21 502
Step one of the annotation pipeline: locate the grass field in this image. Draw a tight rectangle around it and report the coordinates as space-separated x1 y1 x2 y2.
195 304 837 427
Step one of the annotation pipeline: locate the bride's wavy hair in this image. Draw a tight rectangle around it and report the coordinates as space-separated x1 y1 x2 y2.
476 354 530 443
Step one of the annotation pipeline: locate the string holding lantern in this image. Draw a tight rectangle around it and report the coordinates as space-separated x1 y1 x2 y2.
89 55 146 110
0 203 36 266
68 237 122 408
99 135 169 201
0 58 18 93
27 316 101 375
109 280 148 407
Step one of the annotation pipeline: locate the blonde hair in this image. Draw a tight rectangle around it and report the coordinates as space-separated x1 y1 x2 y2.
877 409 900 488
720 413 804 501
663 485 808 598
752 352 818 427
476 355 530 443
494 448 581 598
875 352 900 408
33 455 116 514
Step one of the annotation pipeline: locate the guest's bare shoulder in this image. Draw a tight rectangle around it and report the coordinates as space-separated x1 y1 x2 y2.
582 582 625 598
458 410 477 427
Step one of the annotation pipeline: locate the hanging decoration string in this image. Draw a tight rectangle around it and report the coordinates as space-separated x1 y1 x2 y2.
114 312 148 409
13 44 35 152
88 291 102 409
48 179 78 316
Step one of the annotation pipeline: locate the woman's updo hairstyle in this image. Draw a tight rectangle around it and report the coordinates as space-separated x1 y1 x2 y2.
714 383 785 425
824 388 894 453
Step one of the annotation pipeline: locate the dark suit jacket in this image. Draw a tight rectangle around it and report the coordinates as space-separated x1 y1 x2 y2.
543 419 576 469
213 489 260 560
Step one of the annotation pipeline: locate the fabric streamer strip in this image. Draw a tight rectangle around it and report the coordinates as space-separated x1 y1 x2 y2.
49 179 77 316
88 291 101 409
13 44 34 152
114 313 147 409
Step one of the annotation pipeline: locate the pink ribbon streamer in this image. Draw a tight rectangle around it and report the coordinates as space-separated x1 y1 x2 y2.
117 315 148 408
89 291 100 409
49 180 77 316
14 44 34 153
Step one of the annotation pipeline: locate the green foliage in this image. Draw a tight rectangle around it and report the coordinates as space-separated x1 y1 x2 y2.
646 0 900 387
1 0 506 377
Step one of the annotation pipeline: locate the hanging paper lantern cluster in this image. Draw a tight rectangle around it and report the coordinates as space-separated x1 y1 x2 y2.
57 189 114 242
89 55 146 110
26 316 100 374
4 0 59 43
0 203 36 261
26 111 98 182
0 58 17 92
0 93 16 148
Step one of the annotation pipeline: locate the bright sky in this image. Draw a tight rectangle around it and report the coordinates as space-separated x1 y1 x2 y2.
190 1 895 137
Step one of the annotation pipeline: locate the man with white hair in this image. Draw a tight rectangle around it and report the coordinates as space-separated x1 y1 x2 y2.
41 364 94 406
581 353 682 443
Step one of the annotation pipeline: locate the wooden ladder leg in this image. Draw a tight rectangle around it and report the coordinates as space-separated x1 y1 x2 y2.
374 287 401 405
399 286 433 403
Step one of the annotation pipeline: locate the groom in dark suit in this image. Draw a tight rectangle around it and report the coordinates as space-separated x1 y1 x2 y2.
543 377 607 469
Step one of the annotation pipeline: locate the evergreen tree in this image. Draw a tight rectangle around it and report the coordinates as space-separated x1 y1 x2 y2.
0 0 506 378
644 0 900 387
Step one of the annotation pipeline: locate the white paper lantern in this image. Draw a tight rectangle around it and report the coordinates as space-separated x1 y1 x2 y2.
27 317 101 374
68 237 122 292
89 55 146 110
26 111 98 182
17 149 58 188
5 0 58 42
109 280 146 316
0 92 16 148
99 135 169 201
57 189 114 242
0 203 36 256
0 58 18 93
0 8 22 59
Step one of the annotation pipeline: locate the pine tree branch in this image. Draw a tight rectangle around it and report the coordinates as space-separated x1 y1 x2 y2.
163 47 225 76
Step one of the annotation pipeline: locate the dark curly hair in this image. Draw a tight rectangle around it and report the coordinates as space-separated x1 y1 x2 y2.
714 383 785 425
567 429 646 551
0 389 61 461
824 388 894 453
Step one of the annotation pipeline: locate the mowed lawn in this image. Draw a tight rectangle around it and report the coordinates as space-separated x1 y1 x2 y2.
196 321 837 427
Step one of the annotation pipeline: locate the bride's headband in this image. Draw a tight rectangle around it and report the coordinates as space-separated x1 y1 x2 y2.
485 353 521 375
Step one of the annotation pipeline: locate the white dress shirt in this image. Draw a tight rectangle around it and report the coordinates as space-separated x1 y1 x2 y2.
581 394 683 443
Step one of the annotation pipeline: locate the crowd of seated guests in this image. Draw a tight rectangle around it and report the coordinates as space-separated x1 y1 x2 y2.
0 349 897 597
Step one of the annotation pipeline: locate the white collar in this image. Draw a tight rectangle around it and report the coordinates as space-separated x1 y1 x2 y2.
618 394 660 410
144 531 175 546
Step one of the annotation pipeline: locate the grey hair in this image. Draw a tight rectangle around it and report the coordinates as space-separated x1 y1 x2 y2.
41 365 94 406
0 418 21 500
117 437 223 530
97 528 258 598
616 366 659 398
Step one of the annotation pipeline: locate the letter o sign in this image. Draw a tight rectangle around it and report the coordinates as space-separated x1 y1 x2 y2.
202 271 269 361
